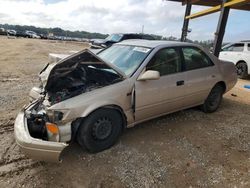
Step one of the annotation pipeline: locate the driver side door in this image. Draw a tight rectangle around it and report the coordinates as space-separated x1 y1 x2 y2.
134 47 188 123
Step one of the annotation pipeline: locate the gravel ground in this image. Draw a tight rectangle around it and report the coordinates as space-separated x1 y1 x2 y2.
0 36 250 188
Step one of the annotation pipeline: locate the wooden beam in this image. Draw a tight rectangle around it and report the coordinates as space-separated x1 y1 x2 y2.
185 0 250 19
182 0 200 5
186 4 221 19
232 4 250 11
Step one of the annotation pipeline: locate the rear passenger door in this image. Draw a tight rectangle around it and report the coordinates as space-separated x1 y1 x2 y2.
181 47 219 106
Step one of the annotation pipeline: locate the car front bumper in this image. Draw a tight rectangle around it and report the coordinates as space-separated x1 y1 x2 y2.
14 103 68 162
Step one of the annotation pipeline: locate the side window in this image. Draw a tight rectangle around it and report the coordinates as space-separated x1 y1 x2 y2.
182 47 214 71
146 48 181 76
248 43 250 51
231 43 244 52
223 43 244 52
123 35 139 40
222 45 233 51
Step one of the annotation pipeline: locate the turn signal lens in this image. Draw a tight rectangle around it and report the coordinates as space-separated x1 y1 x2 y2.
46 123 59 135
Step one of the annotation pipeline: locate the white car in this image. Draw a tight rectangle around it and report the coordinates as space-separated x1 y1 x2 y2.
25 30 41 39
7 29 16 36
219 41 250 79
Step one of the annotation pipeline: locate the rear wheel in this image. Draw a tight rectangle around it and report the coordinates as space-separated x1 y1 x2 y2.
201 85 224 113
77 108 123 153
236 62 248 79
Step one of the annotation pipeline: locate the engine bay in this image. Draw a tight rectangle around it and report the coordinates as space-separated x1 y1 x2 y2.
44 50 123 105
47 63 122 105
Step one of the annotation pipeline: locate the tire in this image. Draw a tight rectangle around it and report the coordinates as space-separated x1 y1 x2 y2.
77 108 123 153
236 62 248 79
201 85 224 113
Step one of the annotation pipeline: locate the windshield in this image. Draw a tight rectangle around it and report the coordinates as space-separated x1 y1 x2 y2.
98 45 151 76
105 34 123 42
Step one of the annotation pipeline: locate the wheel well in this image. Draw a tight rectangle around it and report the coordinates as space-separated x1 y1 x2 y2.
215 81 226 93
71 105 127 142
236 60 247 67
102 105 127 130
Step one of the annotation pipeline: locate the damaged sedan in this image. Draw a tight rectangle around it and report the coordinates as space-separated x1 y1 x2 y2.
14 40 237 162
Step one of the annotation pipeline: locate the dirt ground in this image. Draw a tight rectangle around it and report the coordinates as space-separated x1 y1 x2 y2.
0 36 250 188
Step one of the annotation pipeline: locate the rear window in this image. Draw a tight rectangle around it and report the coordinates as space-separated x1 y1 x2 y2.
182 47 214 71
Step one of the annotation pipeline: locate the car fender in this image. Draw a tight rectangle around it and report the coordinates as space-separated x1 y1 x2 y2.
80 99 125 118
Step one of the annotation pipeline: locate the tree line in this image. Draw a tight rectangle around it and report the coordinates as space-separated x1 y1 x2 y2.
0 24 108 39
0 24 215 49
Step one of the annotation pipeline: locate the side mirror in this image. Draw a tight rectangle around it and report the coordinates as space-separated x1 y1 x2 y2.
137 70 160 81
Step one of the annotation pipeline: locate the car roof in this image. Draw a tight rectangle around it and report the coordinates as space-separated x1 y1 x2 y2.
117 39 197 48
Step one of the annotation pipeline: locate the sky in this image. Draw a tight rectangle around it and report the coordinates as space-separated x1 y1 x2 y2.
0 0 249 42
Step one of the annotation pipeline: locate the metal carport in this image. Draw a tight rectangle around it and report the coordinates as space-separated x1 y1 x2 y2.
167 0 250 56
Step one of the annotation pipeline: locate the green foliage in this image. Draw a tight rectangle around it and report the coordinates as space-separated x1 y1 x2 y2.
0 24 216 49
0 24 108 39
191 39 214 50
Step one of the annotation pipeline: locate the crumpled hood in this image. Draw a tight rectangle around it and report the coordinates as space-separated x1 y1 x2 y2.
39 49 125 90
39 49 126 105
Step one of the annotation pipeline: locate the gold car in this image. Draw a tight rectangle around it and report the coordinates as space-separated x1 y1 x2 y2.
14 40 237 162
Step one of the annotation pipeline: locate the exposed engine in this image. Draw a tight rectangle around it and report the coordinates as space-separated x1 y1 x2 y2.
27 113 48 140
44 50 123 105
26 101 49 140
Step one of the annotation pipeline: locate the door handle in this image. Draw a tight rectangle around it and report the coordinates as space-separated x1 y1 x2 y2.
176 80 184 86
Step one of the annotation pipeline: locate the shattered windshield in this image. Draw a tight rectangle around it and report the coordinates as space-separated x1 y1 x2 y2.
98 45 151 76
105 34 123 42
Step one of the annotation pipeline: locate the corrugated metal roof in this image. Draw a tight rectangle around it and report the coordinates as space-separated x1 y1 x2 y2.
167 0 250 11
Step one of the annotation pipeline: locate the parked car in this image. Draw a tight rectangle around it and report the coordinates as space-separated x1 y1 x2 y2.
7 29 16 36
0 28 7 35
39 34 48 39
16 31 29 38
25 30 41 39
14 40 237 162
219 41 250 79
90 33 155 49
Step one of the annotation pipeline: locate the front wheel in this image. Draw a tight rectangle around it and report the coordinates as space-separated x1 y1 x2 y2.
236 62 248 79
77 108 123 153
201 85 224 113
